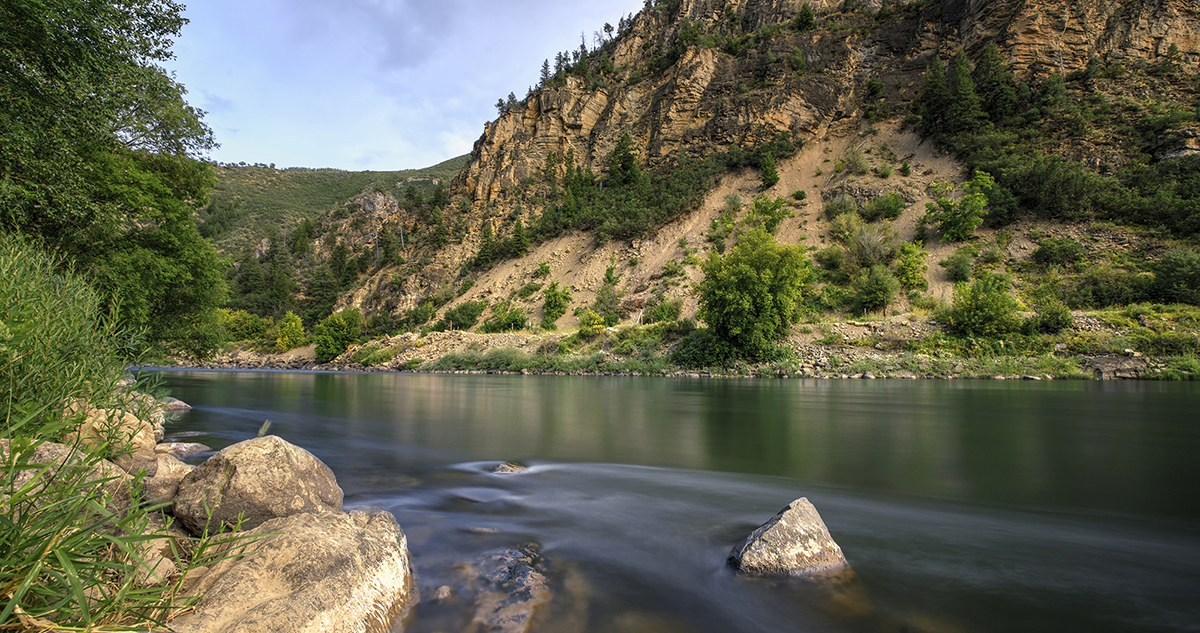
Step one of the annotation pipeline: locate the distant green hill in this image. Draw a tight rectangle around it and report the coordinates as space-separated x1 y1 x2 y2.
198 155 469 253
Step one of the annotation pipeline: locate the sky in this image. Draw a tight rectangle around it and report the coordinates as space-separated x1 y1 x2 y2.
163 0 647 171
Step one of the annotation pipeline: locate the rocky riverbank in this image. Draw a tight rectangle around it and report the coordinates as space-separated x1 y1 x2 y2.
173 313 1191 381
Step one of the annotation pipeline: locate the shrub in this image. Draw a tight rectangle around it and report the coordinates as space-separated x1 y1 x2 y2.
938 273 1023 337
895 242 929 290
541 281 572 329
852 266 901 315
923 171 994 242
275 310 307 352
481 302 527 333
859 192 905 222
698 228 814 360
824 194 857 220
533 261 551 278
843 148 870 175
1153 248 1200 306
1033 238 1086 267
312 309 362 362
670 327 735 367
443 300 488 330
1027 296 1074 334
645 297 683 324
940 248 975 282
744 194 793 234
517 282 543 299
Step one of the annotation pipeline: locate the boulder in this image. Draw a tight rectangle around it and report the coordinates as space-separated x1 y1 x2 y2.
140 454 195 505
169 510 415 633
63 403 158 476
172 435 343 534
155 441 210 459
0 438 133 520
728 498 848 577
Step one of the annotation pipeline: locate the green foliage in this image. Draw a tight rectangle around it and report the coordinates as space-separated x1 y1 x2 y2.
760 153 780 188
275 311 307 352
845 223 899 269
940 248 975 282
895 242 929 290
792 4 816 31
938 273 1023 337
825 195 858 220
312 309 362 362
588 285 622 327
0 235 128 434
1153 248 1200 306
541 281 572 329
644 296 684 324
843 148 870 175
219 309 271 341
698 228 814 360
443 301 488 330
534 262 551 278
852 265 901 315
517 282 544 299
923 171 994 241
351 343 396 366
744 194 793 234
1032 238 1086 267
671 327 736 368
481 302 527 333
458 278 476 296
860 192 905 222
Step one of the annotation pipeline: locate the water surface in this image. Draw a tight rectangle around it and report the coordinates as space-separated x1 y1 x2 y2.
152 371 1200 633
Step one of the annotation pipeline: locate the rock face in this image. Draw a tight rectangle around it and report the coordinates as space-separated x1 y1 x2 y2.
170 510 415 633
172 435 343 534
729 497 848 576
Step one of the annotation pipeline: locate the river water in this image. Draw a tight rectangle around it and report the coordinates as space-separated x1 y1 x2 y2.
151 370 1200 633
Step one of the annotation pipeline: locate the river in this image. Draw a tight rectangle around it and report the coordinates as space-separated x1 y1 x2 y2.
151 370 1200 633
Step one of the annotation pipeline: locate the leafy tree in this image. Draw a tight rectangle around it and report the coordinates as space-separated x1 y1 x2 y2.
924 171 994 241
541 281 572 329
744 194 793 234
698 228 814 360
276 311 307 352
312 309 362 362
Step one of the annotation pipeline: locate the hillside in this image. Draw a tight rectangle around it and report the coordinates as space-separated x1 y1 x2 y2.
212 0 1200 372
197 155 469 254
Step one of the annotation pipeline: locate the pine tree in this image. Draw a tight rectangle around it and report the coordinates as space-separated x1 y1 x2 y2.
973 43 1017 123
917 56 950 137
511 219 530 257
761 153 780 189
947 50 986 135
540 59 551 86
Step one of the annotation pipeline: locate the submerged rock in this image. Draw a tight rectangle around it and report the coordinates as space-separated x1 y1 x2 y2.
172 435 343 534
728 497 848 577
170 510 415 633
472 545 551 633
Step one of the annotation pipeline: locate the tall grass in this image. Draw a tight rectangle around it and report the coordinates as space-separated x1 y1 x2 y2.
0 233 242 630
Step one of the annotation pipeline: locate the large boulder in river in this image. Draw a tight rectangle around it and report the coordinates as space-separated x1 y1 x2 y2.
169 510 415 633
728 498 848 577
172 435 343 534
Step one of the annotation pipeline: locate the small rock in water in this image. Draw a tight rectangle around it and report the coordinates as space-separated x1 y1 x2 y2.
728 497 849 577
491 462 528 474
433 585 453 601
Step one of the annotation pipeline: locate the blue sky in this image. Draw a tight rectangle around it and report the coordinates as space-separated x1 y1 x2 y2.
165 0 646 171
